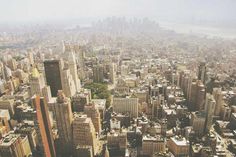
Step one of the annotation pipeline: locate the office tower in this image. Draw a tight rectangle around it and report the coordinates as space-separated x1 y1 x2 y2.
84 103 101 134
198 61 207 84
182 72 193 102
151 96 162 118
112 97 138 118
75 145 93 157
91 99 106 120
0 97 15 117
15 122 38 153
71 89 91 112
44 60 63 97
28 51 34 65
142 135 166 156
68 51 81 92
52 91 73 156
75 45 85 80
0 133 31 157
205 94 216 131
64 43 86 80
93 64 104 83
107 63 115 84
189 80 205 111
61 68 76 97
168 136 189 157
72 114 99 156
29 67 46 97
19 134 32 157
32 96 56 157
2 65 12 81
212 88 223 116
7 58 17 71
190 111 206 136
42 86 52 103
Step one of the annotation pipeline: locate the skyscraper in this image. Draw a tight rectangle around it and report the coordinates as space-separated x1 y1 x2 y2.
198 61 207 85
29 67 46 97
61 68 76 97
0 133 31 157
44 60 63 97
205 94 216 131
109 63 115 84
68 51 81 92
212 88 223 116
52 91 73 156
93 64 104 83
32 96 56 157
72 114 99 156
84 103 102 134
75 45 85 80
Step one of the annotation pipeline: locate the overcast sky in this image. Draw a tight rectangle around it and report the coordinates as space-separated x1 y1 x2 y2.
0 0 236 24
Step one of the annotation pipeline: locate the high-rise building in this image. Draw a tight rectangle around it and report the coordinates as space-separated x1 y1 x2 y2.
84 103 101 134
190 111 206 136
32 96 56 157
61 68 76 97
75 45 85 80
205 94 216 131
14 122 38 154
27 51 34 65
0 133 31 157
151 96 162 118
44 60 63 97
93 64 104 83
2 65 12 81
42 86 52 103
198 61 207 84
68 51 81 92
52 91 73 156
71 89 91 112
212 88 223 116
7 58 17 71
72 114 99 156
189 80 205 111
112 97 138 118
29 67 46 97
109 63 115 84
0 97 15 117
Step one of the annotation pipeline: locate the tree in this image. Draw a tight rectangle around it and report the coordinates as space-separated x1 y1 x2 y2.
84 82 111 108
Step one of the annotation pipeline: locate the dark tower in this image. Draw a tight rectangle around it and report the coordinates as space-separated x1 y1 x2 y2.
198 61 206 84
44 60 63 97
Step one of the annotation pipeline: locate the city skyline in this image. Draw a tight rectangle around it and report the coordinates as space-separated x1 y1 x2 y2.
0 1 236 157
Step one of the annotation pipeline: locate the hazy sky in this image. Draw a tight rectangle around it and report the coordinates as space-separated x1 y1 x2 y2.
0 0 236 24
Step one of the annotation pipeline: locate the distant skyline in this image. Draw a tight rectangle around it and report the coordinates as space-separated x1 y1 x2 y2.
0 0 236 26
